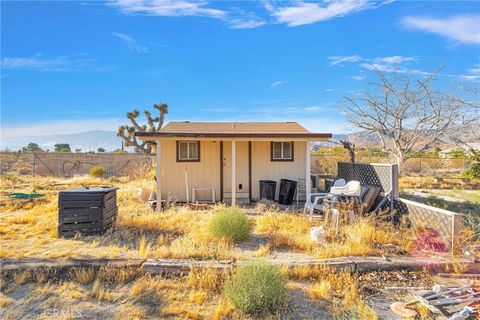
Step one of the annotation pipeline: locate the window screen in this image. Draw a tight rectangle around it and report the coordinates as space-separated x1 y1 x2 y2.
271 142 293 161
177 141 200 161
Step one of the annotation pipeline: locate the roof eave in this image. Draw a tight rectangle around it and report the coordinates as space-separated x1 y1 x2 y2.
135 132 332 139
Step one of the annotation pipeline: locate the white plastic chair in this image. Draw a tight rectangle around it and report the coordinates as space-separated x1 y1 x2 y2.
329 180 361 197
303 179 346 216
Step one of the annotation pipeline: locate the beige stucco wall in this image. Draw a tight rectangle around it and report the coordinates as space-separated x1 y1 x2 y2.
159 140 307 202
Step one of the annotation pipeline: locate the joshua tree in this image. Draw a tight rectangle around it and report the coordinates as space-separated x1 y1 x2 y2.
117 103 168 155
340 140 356 163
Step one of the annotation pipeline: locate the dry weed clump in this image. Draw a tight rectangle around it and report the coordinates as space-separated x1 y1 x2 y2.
138 235 151 258
187 267 231 294
255 213 313 252
96 265 142 285
314 213 413 259
0 292 14 307
291 266 377 320
70 268 97 285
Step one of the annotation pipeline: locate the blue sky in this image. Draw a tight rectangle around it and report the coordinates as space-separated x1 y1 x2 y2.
1 0 479 137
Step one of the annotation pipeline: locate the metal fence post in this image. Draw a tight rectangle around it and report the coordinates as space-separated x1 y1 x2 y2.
31 153 36 177
110 153 113 176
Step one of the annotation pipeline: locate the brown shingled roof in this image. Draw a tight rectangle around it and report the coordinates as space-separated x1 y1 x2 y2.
161 122 310 133
136 121 331 139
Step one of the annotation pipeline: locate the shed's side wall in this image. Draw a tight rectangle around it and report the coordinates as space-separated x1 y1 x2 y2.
250 141 306 201
160 140 221 202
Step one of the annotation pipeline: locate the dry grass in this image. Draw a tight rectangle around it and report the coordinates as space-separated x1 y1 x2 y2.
314 217 413 259
70 268 97 285
0 175 236 260
187 267 231 294
0 266 232 319
400 175 480 190
0 293 13 307
255 213 313 252
255 210 412 259
1 175 414 262
285 265 377 319
0 261 428 319
0 174 430 319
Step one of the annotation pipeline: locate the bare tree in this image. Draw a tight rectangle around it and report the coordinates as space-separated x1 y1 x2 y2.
117 103 168 154
343 68 478 173
448 82 480 158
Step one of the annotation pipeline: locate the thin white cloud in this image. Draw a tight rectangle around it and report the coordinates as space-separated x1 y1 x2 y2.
229 17 266 29
112 32 148 53
305 106 322 112
111 0 226 19
328 55 363 66
325 88 336 92
401 15 480 45
270 80 286 89
372 56 416 64
349 75 366 81
226 7 266 29
267 0 391 27
360 62 404 73
328 54 421 75
461 63 480 81
328 54 422 76
468 67 480 74
110 1 268 29
1 54 95 72
1 118 125 138
461 75 480 81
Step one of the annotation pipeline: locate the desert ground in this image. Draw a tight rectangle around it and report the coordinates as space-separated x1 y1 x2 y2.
1 173 478 319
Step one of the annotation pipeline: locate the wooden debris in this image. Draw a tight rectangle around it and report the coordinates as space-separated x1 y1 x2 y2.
390 302 418 318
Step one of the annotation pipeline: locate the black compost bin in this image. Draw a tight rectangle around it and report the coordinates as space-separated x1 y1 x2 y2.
259 180 276 201
278 179 297 205
58 186 118 238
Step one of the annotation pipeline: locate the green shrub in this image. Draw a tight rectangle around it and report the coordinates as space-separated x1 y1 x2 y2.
209 207 251 243
224 262 288 314
463 162 480 179
108 176 120 183
89 165 105 177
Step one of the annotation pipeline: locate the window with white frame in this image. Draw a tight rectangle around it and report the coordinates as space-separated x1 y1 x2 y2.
271 142 293 161
177 141 200 162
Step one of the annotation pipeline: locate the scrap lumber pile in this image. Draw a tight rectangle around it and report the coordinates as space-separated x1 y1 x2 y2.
390 274 480 319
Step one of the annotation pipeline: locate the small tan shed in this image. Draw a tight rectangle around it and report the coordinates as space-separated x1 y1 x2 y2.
136 122 331 206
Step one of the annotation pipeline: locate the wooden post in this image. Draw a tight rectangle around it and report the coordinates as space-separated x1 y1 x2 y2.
306 141 311 198
156 141 162 210
231 140 236 206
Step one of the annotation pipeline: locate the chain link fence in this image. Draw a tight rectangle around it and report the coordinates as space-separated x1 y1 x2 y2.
311 154 473 176
0 152 473 178
0 152 153 177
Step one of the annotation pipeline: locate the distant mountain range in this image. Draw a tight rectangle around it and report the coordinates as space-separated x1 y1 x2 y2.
2 127 477 152
0 130 124 152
